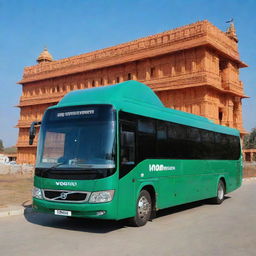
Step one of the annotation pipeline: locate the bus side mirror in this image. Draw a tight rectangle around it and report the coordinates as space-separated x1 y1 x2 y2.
29 121 41 145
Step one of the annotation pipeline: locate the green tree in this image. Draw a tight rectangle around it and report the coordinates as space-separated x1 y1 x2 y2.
4 146 17 154
0 139 4 152
243 128 256 149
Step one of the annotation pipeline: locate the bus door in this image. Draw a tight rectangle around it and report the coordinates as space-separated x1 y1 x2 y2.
117 120 137 219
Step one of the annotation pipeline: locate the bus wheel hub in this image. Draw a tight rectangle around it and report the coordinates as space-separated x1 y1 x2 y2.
138 196 150 219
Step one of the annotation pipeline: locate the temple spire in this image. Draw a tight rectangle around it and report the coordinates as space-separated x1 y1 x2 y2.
226 19 238 43
37 47 53 63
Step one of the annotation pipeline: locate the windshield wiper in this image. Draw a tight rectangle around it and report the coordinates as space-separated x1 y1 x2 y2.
43 162 65 172
75 163 115 169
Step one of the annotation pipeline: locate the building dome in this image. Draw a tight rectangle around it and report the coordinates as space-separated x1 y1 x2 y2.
37 48 53 63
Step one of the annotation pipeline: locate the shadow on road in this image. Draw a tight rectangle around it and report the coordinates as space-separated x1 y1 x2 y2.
23 205 125 234
156 196 230 218
23 196 231 233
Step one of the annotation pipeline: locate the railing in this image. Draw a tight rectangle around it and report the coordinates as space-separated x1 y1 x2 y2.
222 80 244 95
16 141 38 147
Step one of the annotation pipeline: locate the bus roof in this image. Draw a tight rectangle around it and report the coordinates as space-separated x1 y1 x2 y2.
54 80 239 136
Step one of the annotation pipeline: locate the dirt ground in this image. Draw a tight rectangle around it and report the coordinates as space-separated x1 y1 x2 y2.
243 163 256 178
0 174 33 208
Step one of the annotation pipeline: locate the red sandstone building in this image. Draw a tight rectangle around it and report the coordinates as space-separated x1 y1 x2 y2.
16 20 248 164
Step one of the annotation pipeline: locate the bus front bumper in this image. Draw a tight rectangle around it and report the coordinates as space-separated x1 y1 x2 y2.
32 198 117 220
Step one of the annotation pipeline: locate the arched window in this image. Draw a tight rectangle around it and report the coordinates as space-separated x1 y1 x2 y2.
150 67 156 78
219 108 224 125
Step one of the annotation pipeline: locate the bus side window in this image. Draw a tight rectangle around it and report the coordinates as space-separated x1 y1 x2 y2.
120 122 136 178
214 133 222 159
168 123 187 159
187 127 201 159
137 119 156 161
229 136 241 160
121 130 135 165
156 121 169 158
201 130 215 159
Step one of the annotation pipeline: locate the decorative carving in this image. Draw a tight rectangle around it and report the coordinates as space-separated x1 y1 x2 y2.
19 20 246 84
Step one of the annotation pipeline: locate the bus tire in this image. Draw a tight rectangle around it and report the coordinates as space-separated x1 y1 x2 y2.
129 190 152 227
213 180 225 204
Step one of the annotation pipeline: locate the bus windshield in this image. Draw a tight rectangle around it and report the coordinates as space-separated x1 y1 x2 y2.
36 105 116 169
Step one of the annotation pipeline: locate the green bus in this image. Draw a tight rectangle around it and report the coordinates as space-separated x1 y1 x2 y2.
30 80 242 226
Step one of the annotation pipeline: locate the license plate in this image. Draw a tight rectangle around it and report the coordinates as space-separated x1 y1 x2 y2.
54 210 72 216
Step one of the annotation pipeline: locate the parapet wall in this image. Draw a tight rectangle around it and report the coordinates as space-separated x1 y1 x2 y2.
19 20 244 84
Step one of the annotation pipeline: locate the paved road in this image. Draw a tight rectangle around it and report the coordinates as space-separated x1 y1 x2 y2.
1 179 256 256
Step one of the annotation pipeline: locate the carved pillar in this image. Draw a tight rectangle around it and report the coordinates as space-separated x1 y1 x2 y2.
170 57 175 76
157 66 163 78
227 98 234 127
145 60 151 80
233 97 243 130
198 48 206 72
181 53 186 74
192 59 196 72
201 101 218 123
119 75 124 82
199 101 205 117
145 68 150 80
220 61 232 90
102 78 106 85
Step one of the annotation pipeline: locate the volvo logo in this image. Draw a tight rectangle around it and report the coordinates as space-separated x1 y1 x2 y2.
52 191 75 200
60 192 68 200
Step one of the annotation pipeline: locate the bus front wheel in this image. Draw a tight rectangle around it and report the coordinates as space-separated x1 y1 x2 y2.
129 190 152 227
213 180 225 204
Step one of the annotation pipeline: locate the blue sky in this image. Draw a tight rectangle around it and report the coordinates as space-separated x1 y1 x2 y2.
0 0 255 147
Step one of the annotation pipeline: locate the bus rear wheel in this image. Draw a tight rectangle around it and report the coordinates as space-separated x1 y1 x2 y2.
213 180 225 204
129 190 152 227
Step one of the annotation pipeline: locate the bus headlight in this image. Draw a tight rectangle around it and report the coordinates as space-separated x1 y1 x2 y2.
89 190 115 203
32 187 43 199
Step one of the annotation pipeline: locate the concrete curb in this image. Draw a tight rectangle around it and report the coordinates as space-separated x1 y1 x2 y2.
0 206 25 218
243 177 256 182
